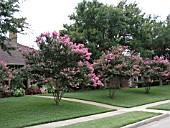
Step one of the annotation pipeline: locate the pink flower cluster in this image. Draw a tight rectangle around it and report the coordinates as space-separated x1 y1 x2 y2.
153 56 169 65
0 61 14 82
0 61 7 68
30 31 103 88
87 73 103 86
94 46 135 83
95 45 170 84
133 56 170 81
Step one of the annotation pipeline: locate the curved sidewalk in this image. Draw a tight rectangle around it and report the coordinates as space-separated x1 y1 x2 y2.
27 95 170 128
37 95 124 110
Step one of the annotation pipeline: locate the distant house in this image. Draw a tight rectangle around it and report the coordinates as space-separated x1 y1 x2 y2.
0 33 34 88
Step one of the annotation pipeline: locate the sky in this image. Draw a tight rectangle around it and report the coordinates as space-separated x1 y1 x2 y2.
17 0 170 49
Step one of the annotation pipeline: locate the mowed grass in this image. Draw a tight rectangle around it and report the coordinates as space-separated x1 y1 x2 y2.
59 111 160 128
61 85 170 108
149 102 170 110
0 96 114 128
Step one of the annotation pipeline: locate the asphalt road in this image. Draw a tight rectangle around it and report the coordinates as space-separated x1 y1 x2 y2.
138 116 170 128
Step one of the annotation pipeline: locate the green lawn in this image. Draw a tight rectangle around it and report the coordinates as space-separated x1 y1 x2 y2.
0 96 114 128
60 85 170 108
59 111 160 128
149 102 170 110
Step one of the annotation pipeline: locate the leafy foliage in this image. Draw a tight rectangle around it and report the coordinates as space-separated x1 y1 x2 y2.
60 0 161 59
23 32 102 105
0 0 27 50
94 46 139 97
154 15 170 59
10 68 26 90
133 56 170 93
0 61 13 86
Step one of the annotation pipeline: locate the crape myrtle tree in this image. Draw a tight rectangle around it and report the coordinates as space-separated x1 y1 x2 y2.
0 61 13 87
133 56 170 93
0 61 25 91
0 0 27 51
94 46 138 97
23 32 103 105
10 68 26 90
152 56 170 85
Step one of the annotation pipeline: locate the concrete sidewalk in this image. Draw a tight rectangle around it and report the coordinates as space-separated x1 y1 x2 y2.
37 95 124 110
26 96 170 128
27 110 127 128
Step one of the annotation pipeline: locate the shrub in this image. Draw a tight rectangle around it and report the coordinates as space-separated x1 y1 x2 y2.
0 91 4 98
13 88 25 97
0 85 12 98
0 85 25 98
25 87 41 95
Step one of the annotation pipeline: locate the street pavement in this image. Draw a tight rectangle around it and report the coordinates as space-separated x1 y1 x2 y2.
138 116 170 128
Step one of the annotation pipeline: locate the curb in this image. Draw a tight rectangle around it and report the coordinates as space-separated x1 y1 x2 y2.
122 113 169 128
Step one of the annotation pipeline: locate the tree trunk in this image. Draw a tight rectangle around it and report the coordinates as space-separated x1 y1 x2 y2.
159 78 163 86
109 88 116 98
51 80 65 106
102 79 107 89
145 82 151 94
108 77 119 98
52 88 64 106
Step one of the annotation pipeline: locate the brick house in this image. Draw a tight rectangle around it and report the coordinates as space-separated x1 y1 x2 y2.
0 33 34 88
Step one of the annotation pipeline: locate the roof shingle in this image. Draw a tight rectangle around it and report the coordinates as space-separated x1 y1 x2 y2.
0 43 34 66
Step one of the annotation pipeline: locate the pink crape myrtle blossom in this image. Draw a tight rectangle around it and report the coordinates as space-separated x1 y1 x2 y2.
0 61 14 86
23 31 102 105
132 55 170 93
94 46 137 82
94 46 137 97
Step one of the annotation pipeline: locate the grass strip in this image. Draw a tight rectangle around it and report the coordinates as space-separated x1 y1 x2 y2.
58 85 170 108
0 96 114 128
149 102 170 110
59 111 160 128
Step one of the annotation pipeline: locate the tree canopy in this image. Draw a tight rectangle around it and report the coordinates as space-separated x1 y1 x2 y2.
23 32 102 105
153 15 170 59
0 0 27 50
60 0 170 60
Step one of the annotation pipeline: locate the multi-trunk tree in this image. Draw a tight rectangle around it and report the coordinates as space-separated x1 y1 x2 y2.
23 32 103 105
132 56 170 93
94 45 170 95
94 46 139 97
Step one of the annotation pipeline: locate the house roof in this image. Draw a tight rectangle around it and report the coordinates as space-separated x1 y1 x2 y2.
0 43 34 66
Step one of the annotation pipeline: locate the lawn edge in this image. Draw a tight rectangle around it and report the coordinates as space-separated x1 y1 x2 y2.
42 93 170 108
148 107 170 111
22 108 115 127
63 96 170 108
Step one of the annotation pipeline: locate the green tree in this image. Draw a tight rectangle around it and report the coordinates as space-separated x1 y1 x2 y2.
60 0 108 59
60 0 158 59
154 15 170 59
0 0 27 51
